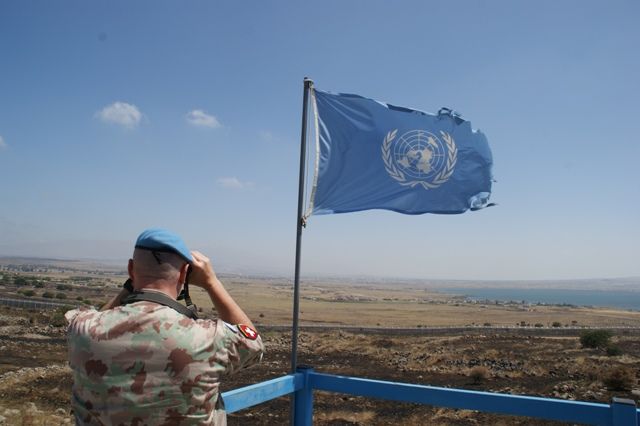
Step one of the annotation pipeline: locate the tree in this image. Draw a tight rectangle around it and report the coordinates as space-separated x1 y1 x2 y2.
14 276 28 287
580 330 612 349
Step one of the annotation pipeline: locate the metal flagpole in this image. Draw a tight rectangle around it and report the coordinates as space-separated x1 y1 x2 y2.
289 77 312 426
291 77 313 373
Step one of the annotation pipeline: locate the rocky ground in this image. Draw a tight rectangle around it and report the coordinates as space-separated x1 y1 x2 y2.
1 306 639 425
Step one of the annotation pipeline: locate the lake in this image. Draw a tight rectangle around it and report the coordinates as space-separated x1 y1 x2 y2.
438 288 640 311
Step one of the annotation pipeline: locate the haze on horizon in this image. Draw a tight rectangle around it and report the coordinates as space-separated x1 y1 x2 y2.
0 1 638 281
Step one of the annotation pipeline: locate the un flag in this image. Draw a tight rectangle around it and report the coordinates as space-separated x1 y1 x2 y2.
310 89 494 216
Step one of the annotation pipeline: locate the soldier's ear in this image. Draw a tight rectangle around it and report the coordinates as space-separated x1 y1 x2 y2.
128 259 134 281
178 262 189 284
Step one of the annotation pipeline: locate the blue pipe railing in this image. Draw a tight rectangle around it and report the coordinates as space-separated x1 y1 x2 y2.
223 373 303 414
221 367 640 425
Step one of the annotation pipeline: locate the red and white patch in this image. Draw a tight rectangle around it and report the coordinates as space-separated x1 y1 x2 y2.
238 324 258 340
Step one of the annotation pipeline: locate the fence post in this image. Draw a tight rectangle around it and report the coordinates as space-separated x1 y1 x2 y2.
294 366 314 426
611 397 638 426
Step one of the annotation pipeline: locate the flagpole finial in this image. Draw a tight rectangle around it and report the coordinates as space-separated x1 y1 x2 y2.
303 77 314 87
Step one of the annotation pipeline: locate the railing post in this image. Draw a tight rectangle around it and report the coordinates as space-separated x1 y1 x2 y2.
611 397 638 426
294 366 314 426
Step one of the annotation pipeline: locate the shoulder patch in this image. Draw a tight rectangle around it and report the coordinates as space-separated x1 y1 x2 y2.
238 324 258 340
223 321 238 334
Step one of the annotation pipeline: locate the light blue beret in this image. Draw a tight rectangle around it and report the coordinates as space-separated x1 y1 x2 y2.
135 228 193 263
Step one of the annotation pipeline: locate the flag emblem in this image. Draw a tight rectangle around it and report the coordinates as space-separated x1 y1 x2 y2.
382 129 457 190
238 324 258 340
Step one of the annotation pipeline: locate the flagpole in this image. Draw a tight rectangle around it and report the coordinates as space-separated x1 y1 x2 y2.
289 77 312 425
291 77 312 373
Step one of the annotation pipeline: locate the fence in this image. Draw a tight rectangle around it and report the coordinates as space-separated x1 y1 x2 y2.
0 297 73 310
221 367 640 425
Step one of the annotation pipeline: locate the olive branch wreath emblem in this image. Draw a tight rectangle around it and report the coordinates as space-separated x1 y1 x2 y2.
381 129 458 190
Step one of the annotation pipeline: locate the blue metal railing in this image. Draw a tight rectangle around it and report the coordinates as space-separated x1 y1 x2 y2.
222 374 302 414
221 367 640 425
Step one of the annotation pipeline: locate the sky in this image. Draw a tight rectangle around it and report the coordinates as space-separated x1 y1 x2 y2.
0 1 638 281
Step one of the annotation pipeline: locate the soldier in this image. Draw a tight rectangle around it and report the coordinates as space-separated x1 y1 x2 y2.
66 228 264 425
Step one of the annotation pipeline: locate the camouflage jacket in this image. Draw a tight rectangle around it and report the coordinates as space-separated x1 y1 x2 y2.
66 301 264 425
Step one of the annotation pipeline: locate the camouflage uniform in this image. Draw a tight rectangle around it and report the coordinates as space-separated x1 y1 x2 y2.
66 301 264 425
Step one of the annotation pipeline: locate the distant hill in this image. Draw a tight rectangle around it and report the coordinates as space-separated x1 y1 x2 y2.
1 256 637 291
0 256 125 273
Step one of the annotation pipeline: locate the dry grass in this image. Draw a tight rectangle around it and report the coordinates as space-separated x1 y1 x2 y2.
315 409 377 423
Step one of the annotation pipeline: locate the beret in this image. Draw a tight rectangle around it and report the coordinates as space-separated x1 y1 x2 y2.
135 228 193 263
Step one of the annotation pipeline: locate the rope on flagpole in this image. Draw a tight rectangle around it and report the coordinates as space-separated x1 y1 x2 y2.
303 86 320 220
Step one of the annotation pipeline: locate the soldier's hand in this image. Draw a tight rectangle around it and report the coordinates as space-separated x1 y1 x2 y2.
188 251 218 289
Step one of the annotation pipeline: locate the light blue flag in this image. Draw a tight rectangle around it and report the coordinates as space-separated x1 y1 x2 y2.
309 89 494 216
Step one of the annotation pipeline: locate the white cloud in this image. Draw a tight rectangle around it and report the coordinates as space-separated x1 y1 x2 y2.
259 130 290 144
216 177 253 189
96 102 142 129
0 135 6 149
186 109 221 128
259 130 276 142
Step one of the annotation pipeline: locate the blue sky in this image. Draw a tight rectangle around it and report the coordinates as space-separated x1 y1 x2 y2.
0 1 638 280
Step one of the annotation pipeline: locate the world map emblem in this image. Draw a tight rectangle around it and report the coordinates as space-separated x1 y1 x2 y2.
382 129 457 189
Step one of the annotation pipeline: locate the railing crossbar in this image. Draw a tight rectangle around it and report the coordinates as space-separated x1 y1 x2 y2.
223 373 303 414
309 372 613 425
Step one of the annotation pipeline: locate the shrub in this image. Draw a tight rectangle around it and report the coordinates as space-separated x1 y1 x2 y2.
534 323 544 328
48 306 69 327
469 366 489 384
14 277 28 286
603 366 635 391
483 322 491 326
20 289 35 297
56 284 72 291
33 281 45 288
51 312 67 327
586 369 599 381
42 291 54 298
375 338 394 349
606 345 623 356
55 292 67 299
552 321 562 328
76 296 83 301
580 330 613 349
